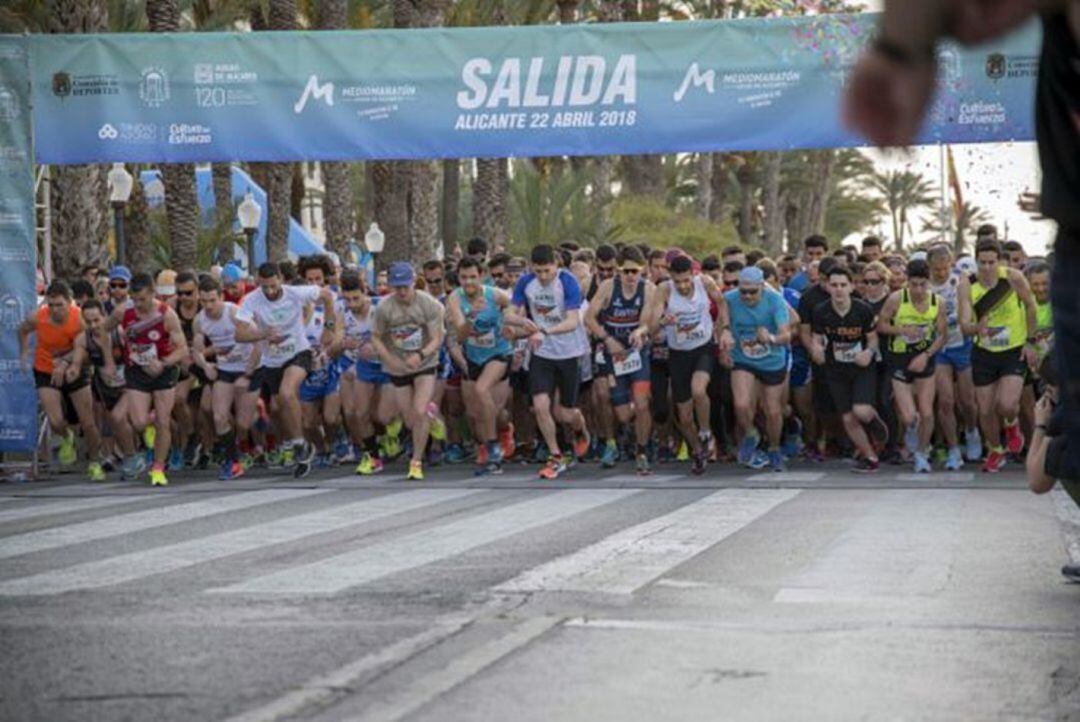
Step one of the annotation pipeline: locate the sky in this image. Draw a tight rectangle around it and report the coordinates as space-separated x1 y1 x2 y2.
862 142 1056 256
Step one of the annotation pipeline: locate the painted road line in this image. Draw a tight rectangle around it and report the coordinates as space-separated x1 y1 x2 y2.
350 617 562 722
896 473 975 483
496 489 800 595
746 472 824 483
774 489 967 604
0 489 331 560
215 489 638 596
0 495 153 524
0 489 482 596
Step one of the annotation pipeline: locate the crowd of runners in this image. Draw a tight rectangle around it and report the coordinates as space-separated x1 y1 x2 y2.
18 225 1057 486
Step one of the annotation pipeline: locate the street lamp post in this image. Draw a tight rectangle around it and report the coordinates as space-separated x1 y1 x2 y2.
237 191 262 274
364 222 385 271
107 163 134 266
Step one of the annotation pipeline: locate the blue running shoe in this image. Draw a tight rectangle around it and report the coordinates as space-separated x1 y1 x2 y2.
768 450 785 473
600 440 618 469
747 449 770 470
445 443 466 464
737 434 760 467
167 448 185 472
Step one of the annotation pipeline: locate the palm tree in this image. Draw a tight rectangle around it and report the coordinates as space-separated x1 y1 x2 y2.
507 162 611 250
146 0 200 269
37 0 111 280
864 169 938 251
315 0 355 259
259 0 298 262
921 201 992 254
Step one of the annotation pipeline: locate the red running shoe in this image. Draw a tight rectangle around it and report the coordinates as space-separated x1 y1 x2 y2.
982 449 1008 473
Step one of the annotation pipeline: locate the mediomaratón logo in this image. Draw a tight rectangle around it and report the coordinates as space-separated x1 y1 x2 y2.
673 63 715 102
295 75 335 113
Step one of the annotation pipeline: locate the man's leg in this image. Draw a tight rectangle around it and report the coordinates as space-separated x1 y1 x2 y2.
844 407 877 459
731 370 759 443
37 387 67 437
914 375 937 451
762 381 785 450
975 383 1000 452
151 388 177 467
69 386 102 462
934 364 960 449
690 370 712 441
409 374 437 464
892 378 918 450
277 365 310 445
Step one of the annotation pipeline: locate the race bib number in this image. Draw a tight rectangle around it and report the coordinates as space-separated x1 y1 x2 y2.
674 316 706 346
392 325 423 352
130 343 158 367
985 325 1011 348
833 341 862 363
740 339 769 360
613 349 643 377
945 321 965 349
102 367 125 388
267 337 296 359
470 330 496 349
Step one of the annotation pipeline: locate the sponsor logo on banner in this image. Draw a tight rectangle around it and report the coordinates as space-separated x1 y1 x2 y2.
673 63 799 109
295 75 335 113
99 122 157 143
985 53 1039 80
0 294 25 330
673 63 714 102
0 86 19 120
53 72 120 98
0 245 31 263
454 55 636 132
52 72 72 97
958 101 1007 125
194 63 259 106
139 66 170 107
168 123 212 145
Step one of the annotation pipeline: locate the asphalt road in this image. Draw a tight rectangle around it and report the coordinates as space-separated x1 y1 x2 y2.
1 460 1078 722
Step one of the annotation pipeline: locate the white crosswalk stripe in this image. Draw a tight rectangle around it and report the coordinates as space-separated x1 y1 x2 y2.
0 489 330 560
213 489 639 596
0 489 482 596
0 495 153 524
496 489 801 595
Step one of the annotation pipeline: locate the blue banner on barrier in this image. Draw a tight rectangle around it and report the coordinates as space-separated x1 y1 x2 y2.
27 15 1041 165
0 37 39 452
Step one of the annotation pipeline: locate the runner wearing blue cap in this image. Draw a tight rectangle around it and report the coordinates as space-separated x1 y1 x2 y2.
723 265 794 472
371 261 446 481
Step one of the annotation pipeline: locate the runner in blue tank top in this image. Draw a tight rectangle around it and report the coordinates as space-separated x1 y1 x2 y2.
447 256 528 476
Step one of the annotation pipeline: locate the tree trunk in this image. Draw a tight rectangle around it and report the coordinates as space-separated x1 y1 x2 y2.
695 153 713 220
212 162 234 264
736 161 755 245
761 151 784 255
372 161 410 265
50 165 110 279
145 0 199 270
290 163 305 225
157 164 197 269
473 159 507 249
410 161 440 262
126 174 153 274
262 0 298 262
621 155 665 198
317 0 354 258
47 0 109 277
441 159 459 253
709 153 728 225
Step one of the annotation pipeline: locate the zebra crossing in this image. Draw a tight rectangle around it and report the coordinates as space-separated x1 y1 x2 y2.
0 485 808 600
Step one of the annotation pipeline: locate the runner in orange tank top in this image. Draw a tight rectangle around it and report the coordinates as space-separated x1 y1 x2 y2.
18 280 104 481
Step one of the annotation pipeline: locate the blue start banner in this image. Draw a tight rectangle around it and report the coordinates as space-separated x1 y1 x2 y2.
0 39 38 453
27 14 1041 165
